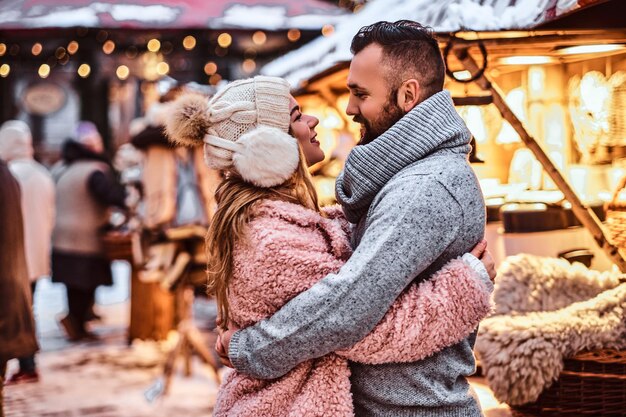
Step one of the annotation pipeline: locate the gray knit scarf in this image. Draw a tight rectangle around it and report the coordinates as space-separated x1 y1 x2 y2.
335 90 472 223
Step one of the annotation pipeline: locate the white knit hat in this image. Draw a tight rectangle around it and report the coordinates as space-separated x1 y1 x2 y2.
165 76 299 188
0 120 34 161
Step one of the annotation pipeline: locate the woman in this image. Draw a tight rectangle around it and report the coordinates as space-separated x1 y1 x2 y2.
52 122 126 341
166 76 494 416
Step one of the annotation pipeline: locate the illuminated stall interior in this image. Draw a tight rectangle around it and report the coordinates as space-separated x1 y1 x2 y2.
267 0 626 269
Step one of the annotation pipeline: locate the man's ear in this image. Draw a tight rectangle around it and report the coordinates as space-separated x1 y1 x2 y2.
397 79 420 112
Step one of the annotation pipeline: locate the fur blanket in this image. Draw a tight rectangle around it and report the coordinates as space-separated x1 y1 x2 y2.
477 254 626 406
493 254 625 314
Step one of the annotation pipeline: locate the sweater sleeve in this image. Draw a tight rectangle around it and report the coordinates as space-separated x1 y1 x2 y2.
229 177 468 379
335 258 492 364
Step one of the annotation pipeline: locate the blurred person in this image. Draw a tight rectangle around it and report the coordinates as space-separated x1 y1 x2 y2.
0 160 38 415
0 120 54 384
166 76 495 415
51 121 126 341
131 86 221 231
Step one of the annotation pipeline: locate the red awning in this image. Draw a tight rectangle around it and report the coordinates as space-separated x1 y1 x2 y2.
0 0 345 30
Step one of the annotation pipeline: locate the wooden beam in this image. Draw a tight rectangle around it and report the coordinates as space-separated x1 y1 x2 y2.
453 46 626 272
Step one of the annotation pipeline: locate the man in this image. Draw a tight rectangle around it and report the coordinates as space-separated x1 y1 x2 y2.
218 20 490 416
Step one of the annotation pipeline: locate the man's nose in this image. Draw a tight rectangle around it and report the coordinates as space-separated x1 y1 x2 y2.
345 98 357 116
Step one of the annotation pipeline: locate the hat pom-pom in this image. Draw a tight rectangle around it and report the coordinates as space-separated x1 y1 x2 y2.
233 126 299 188
165 93 211 147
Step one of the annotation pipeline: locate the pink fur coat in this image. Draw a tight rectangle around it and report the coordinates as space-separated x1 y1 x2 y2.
214 200 492 417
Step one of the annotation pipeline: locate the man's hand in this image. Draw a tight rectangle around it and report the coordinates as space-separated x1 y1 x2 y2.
470 239 497 283
214 317 240 368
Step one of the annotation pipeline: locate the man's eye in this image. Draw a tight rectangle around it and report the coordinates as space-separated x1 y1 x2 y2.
295 114 302 121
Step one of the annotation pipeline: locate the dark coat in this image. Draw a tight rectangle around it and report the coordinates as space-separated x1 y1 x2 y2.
0 161 38 361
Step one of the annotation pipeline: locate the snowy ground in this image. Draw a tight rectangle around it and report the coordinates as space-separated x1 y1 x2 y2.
3 261 510 417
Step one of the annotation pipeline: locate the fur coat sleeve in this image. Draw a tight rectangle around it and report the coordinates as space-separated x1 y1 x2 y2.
230 200 492 363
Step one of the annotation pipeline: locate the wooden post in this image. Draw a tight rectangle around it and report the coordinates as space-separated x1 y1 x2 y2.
453 46 626 272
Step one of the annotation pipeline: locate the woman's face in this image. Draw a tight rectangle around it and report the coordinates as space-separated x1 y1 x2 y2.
289 96 324 166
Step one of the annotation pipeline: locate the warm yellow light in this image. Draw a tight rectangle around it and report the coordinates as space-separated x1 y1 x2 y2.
453 70 472 81
0 64 10 77
0 43 6 56
252 31 266 46
242 59 256 73
116 65 130 80
147 39 161 52
156 62 169 75
183 35 196 50
67 41 79 55
217 33 232 48
209 73 222 85
558 44 626 55
204 61 217 75
287 28 301 42
322 24 334 37
38 64 50 78
77 63 91 78
103 40 115 55
500 56 555 65
31 43 43 56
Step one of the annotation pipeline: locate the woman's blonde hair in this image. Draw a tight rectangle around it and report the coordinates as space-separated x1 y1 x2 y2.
206 145 320 330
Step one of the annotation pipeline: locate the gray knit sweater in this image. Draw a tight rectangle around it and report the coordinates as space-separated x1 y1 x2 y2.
229 91 486 417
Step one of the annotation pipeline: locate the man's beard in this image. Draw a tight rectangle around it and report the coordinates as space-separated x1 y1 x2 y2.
354 100 405 146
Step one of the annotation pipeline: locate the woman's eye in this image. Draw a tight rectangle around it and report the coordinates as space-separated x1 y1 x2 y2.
294 114 302 121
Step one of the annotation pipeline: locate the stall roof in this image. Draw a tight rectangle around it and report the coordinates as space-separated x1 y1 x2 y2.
0 0 346 31
262 0 609 87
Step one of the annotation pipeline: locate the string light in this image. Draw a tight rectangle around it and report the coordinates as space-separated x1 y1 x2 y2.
55 47 67 59
116 65 130 80
147 39 160 52
77 63 91 78
96 30 108 42
156 62 169 75
287 29 301 42
38 64 51 78
252 31 266 46
0 43 5 56
209 73 222 85
102 40 115 54
322 25 335 37
183 35 196 50
242 59 256 73
0 64 10 77
31 43 43 56
204 61 217 75
67 41 79 55
217 33 232 48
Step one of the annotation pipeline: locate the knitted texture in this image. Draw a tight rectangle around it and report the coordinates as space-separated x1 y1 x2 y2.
477 283 626 406
215 199 493 417
204 76 291 170
336 90 471 223
493 254 625 314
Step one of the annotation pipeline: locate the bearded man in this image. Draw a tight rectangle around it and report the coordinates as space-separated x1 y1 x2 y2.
217 20 490 416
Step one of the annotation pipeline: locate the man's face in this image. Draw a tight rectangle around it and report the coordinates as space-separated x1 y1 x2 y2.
346 44 404 145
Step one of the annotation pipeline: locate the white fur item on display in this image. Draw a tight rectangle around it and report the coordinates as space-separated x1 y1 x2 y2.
476 282 626 406
493 254 625 315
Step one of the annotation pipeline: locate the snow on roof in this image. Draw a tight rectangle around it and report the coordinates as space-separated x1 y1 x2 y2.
262 0 580 88
0 0 346 30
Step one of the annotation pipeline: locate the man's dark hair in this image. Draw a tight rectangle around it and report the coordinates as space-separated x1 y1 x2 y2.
350 20 445 101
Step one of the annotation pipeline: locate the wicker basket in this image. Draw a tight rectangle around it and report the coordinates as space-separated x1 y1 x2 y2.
101 231 134 261
606 176 626 248
511 350 626 417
